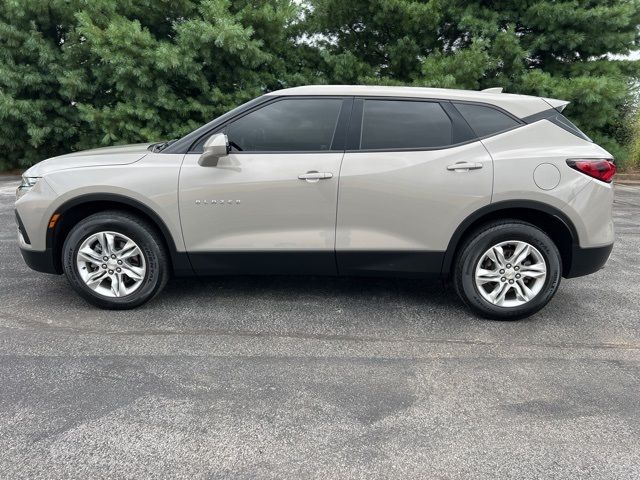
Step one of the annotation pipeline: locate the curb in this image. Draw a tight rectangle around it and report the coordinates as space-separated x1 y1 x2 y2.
617 173 640 181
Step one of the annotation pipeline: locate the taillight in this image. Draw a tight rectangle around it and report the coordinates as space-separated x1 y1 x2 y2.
566 159 616 183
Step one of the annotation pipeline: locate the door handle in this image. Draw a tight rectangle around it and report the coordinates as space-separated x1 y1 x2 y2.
447 162 483 172
298 171 333 182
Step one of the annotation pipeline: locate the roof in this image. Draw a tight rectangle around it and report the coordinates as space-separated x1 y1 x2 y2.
265 85 566 118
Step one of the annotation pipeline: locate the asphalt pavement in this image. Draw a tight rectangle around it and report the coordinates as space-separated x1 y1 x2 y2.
1 177 639 479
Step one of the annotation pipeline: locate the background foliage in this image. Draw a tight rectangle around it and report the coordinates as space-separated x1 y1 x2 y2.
1 0 639 170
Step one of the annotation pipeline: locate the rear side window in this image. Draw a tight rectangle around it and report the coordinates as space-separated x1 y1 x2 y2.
360 100 453 150
454 103 520 137
226 98 343 151
552 113 592 142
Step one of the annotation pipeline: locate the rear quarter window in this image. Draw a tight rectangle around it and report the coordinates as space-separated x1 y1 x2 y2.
552 113 592 142
454 103 521 138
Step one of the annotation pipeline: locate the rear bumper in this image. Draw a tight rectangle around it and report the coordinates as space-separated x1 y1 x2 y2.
565 243 613 279
20 247 60 275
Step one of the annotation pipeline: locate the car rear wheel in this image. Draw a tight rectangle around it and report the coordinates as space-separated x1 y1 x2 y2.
454 220 562 320
62 211 169 309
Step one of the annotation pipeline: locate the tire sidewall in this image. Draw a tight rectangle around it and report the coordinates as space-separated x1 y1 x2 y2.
458 224 561 319
63 215 164 309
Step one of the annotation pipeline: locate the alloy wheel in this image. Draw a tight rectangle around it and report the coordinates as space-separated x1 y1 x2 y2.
474 240 547 307
75 231 147 298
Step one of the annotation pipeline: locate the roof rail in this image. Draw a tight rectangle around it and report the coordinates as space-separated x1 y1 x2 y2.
482 87 504 93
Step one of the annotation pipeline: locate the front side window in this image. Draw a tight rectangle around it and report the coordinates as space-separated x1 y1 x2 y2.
454 102 520 138
226 98 343 152
360 100 453 150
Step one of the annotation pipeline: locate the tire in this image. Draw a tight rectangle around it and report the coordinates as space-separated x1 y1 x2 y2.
453 220 562 320
62 211 169 309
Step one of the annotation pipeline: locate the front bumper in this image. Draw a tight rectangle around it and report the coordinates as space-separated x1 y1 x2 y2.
564 243 613 278
16 209 60 275
15 210 31 245
19 246 60 274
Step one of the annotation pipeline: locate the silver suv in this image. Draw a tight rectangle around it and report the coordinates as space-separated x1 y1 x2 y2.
15 85 616 319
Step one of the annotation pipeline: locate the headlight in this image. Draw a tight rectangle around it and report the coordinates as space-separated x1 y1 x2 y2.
16 176 40 199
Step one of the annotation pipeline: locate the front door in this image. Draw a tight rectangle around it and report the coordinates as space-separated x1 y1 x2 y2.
179 97 351 275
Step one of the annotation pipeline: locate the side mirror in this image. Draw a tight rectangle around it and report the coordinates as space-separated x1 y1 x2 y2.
198 133 230 166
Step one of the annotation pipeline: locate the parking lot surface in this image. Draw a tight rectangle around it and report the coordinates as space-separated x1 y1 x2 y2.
1 177 639 479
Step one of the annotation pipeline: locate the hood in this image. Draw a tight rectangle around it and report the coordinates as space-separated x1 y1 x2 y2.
24 143 152 177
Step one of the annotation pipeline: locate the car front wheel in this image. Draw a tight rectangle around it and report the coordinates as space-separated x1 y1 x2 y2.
454 220 562 320
62 211 169 309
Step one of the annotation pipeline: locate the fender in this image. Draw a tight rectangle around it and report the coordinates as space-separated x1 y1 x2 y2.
441 199 578 277
48 193 193 276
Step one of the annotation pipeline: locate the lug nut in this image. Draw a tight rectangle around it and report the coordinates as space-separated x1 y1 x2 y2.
116 267 121 273
117 260 122 265
501 277 506 282
509 279 514 284
111 254 116 259
499 269 505 274
514 266 519 271
108 270 114 274
506 263 512 269
103 256 108 261
516 273 521 279
102 264 107 269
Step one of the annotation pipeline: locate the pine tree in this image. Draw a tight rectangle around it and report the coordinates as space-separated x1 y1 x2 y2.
0 0 79 169
1 1 639 170
306 0 640 163
0 0 305 169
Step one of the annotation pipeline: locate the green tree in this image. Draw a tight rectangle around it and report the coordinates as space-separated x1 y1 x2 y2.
0 0 77 169
1 0 639 170
627 106 640 169
0 0 306 169
306 0 640 165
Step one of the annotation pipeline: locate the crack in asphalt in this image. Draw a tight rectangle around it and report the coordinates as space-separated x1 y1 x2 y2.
3 313 639 352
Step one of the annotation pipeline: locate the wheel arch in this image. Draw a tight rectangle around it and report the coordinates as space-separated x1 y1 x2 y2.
442 200 578 278
47 193 192 276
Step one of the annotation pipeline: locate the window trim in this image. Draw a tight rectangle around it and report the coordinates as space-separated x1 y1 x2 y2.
346 96 526 153
166 94 528 155
187 96 353 155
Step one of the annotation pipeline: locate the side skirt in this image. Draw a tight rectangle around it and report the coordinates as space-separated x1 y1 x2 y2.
188 251 338 276
337 251 445 279
186 251 445 279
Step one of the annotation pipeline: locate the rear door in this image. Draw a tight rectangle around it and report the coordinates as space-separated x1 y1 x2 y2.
179 97 352 275
336 98 493 277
